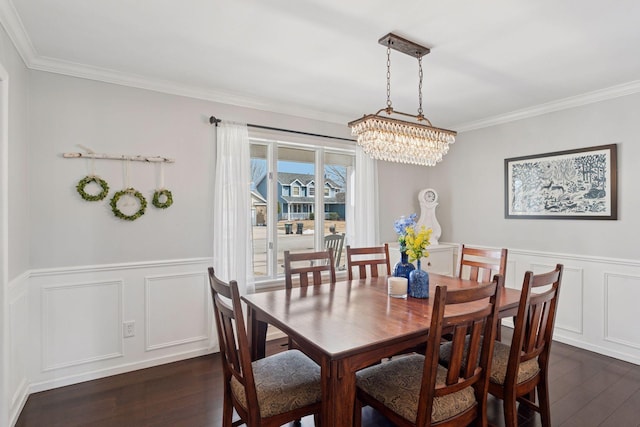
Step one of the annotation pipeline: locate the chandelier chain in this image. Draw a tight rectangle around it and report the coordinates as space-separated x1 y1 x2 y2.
418 55 424 117
386 44 392 109
348 33 457 167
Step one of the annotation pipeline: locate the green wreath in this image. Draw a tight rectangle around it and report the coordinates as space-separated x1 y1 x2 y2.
152 189 173 209
76 175 109 201
110 188 147 221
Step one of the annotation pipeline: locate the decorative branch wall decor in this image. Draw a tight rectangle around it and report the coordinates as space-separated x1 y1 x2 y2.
64 146 175 220
63 152 175 163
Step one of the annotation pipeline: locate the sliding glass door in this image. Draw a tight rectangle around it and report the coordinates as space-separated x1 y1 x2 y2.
250 139 354 286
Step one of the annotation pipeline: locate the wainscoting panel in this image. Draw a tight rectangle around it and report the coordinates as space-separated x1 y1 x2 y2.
145 271 210 351
42 280 123 370
495 247 640 365
531 263 584 335
8 272 29 425
505 259 518 289
604 272 640 350
26 258 214 395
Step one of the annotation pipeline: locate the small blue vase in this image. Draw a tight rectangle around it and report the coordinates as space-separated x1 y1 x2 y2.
409 260 429 298
393 250 415 281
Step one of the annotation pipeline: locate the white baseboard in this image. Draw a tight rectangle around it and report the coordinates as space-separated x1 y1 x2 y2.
28 347 213 394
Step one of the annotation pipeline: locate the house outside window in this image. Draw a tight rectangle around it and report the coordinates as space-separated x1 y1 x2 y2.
250 140 354 286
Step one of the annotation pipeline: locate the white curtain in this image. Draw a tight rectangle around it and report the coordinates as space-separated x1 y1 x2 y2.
353 146 379 246
213 122 255 294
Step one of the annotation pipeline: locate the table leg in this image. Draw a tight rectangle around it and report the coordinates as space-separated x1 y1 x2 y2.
246 308 267 361
321 359 356 426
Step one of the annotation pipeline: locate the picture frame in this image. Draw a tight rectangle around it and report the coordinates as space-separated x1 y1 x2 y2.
505 144 617 220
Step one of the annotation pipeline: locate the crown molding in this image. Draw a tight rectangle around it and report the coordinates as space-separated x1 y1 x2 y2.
455 80 640 133
27 54 352 124
2 0 640 130
0 0 37 66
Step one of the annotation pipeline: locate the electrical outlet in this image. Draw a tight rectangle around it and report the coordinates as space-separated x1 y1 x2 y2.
123 321 135 338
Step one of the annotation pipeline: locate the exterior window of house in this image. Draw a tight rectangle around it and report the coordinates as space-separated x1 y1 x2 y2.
250 138 354 286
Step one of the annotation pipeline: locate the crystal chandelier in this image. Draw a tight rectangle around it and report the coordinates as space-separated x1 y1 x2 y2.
348 33 456 167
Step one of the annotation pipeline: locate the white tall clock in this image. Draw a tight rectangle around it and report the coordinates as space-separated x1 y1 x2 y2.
417 188 441 245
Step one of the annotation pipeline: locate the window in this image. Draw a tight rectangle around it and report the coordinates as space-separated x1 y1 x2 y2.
250 138 354 286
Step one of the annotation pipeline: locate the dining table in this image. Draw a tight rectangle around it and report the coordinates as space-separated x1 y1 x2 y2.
242 273 521 427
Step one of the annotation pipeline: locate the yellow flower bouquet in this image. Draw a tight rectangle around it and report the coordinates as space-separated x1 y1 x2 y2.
404 225 432 262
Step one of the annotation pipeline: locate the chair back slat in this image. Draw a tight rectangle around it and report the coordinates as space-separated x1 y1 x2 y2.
284 249 336 289
324 233 345 268
345 244 391 280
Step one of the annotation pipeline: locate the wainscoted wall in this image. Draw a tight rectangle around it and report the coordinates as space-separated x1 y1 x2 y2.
9 257 215 425
8 272 29 426
492 246 640 365
8 248 640 426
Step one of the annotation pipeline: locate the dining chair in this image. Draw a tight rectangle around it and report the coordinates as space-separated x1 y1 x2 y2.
208 267 322 427
487 264 563 427
456 244 508 283
353 275 503 427
284 249 336 289
456 244 508 341
324 232 345 269
345 243 391 280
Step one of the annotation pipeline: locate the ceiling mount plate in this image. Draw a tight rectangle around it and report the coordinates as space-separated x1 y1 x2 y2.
378 33 430 58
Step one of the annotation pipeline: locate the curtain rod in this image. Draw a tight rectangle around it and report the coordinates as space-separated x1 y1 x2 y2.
209 116 355 143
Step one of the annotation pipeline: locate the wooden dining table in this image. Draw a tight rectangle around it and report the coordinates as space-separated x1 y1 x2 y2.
242 273 521 427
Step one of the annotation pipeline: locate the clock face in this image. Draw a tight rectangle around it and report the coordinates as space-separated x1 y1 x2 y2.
424 190 437 203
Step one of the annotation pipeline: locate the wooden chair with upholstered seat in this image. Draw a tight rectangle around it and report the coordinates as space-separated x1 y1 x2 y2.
456 244 508 340
208 267 322 427
324 233 345 269
487 264 563 427
345 243 391 280
353 275 503 427
284 249 336 289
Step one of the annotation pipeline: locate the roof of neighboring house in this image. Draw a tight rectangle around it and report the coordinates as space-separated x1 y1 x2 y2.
251 190 267 204
277 172 341 189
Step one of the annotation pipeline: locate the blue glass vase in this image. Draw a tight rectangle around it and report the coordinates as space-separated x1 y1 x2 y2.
393 250 415 281
409 259 429 298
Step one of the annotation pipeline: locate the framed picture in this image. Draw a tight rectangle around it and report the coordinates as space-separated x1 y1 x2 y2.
505 144 617 220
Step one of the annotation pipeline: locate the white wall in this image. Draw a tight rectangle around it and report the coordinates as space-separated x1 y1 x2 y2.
4 69 352 426
1 18 29 282
1 20 31 427
428 92 640 259
28 71 352 268
404 92 640 366
377 162 431 243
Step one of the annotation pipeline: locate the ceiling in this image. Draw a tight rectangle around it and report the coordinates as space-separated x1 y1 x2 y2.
2 0 640 131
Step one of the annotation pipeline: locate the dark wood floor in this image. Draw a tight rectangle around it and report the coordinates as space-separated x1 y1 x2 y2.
16 328 640 427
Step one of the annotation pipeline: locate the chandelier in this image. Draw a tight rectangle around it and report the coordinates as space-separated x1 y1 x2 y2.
348 33 456 167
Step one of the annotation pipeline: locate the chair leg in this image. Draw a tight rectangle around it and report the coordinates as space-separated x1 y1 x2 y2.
502 390 519 427
313 413 321 426
222 393 234 427
496 319 502 342
537 379 551 427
